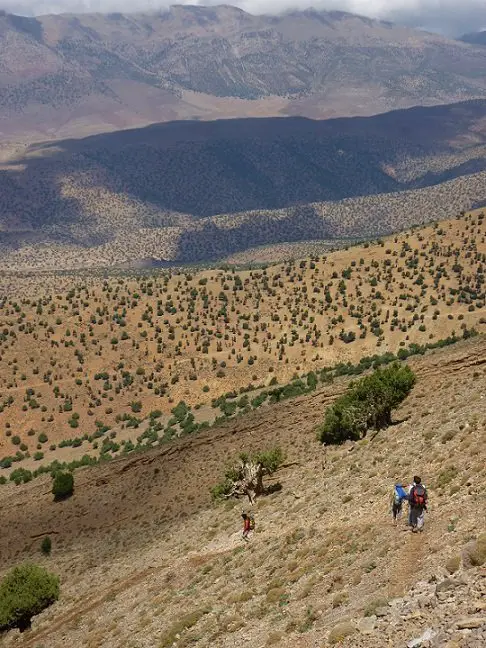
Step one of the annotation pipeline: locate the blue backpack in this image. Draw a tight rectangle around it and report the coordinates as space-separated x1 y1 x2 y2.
394 484 408 504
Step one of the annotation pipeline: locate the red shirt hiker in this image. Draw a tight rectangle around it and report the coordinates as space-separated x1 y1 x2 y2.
242 513 251 540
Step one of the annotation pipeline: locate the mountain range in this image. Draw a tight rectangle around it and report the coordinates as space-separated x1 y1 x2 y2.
2 6 486 141
459 30 486 46
1 99 486 269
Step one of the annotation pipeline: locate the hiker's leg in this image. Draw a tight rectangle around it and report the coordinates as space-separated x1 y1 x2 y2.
417 510 425 531
408 505 413 526
410 507 418 529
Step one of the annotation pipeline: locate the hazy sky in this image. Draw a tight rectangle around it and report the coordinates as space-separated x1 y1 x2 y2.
1 0 486 37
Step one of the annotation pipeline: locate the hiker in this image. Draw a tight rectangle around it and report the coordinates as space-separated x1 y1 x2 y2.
391 482 408 524
241 511 254 541
408 476 428 533
407 476 425 526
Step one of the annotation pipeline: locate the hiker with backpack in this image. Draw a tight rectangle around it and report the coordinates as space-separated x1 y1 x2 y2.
391 482 408 525
241 511 255 541
407 476 425 525
408 476 428 532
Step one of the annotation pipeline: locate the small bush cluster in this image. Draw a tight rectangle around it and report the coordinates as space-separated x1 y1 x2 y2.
318 363 416 444
0 564 59 632
52 471 74 500
41 536 52 556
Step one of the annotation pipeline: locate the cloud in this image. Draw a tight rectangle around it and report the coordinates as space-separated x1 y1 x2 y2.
1 0 486 37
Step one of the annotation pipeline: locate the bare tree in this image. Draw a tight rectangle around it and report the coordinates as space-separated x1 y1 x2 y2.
212 448 284 504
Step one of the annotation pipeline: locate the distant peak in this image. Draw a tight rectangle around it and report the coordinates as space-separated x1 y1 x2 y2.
168 4 248 15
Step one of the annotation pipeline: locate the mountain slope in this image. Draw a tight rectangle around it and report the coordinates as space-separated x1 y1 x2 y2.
459 30 486 46
0 211 484 455
0 334 484 648
1 6 486 140
2 100 486 268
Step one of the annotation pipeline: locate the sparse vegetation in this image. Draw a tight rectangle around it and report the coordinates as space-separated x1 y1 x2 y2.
0 212 483 480
0 325 484 648
159 607 211 647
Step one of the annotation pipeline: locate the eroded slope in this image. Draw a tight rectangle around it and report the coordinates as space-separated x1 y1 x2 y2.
0 335 484 648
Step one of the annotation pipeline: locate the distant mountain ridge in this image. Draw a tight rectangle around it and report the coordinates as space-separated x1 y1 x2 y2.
1 5 486 140
1 99 486 269
459 30 486 46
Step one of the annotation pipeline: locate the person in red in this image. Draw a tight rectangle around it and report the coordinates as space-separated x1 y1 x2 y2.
242 512 251 541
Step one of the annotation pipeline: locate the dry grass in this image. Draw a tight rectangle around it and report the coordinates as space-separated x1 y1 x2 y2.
0 333 485 648
0 212 484 648
0 212 484 470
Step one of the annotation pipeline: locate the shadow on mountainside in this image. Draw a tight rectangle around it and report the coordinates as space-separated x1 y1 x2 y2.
1 100 486 244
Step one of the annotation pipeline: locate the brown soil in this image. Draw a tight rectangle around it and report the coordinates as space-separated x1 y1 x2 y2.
0 212 484 462
1 335 485 648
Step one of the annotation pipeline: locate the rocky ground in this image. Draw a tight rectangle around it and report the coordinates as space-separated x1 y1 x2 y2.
336 562 486 648
0 335 484 648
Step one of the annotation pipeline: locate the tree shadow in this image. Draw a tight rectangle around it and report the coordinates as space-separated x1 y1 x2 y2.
53 490 74 503
388 415 411 427
264 482 282 496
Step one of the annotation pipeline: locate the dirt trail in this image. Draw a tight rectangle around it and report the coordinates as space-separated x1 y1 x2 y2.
385 526 428 599
22 565 158 648
23 528 246 647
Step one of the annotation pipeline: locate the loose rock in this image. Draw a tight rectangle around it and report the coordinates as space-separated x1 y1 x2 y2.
456 617 486 630
407 628 436 648
357 616 376 635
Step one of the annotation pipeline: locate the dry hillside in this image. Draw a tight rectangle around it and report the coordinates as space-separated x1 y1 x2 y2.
0 333 484 648
0 212 484 477
2 100 486 269
2 6 486 141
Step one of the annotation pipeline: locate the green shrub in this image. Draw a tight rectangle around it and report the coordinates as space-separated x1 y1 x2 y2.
9 468 33 485
210 464 240 501
171 400 189 422
318 364 416 444
130 401 142 413
52 471 74 500
254 447 285 474
41 536 52 556
0 564 59 632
